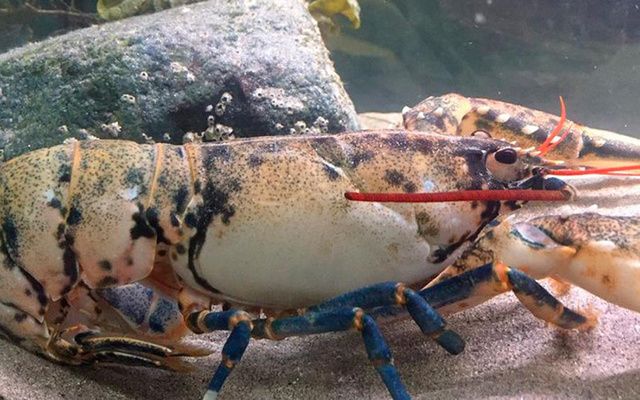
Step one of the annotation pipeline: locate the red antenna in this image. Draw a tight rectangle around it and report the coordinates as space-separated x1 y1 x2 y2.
538 96 569 156
344 190 570 203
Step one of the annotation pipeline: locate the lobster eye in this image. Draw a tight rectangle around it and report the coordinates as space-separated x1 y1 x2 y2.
486 147 525 182
494 148 518 164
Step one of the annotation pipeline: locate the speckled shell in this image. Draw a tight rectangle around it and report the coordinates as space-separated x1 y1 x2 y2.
0 130 525 353
404 93 640 168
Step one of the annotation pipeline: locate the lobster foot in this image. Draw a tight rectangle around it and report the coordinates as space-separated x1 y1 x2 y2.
186 310 252 400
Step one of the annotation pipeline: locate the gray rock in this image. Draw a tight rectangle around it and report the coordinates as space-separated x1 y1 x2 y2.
0 0 359 160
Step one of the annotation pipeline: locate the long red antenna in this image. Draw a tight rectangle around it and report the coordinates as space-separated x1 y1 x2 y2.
344 190 570 203
548 164 640 176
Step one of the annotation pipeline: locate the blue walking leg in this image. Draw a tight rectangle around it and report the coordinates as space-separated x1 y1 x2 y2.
307 281 464 354
252 306 410 400
186 310 252 400
372 263 592 330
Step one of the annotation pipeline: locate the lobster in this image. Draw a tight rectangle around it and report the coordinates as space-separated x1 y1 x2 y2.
0 129 581 399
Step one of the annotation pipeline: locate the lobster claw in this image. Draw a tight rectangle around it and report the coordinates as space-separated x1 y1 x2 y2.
47 327 211 371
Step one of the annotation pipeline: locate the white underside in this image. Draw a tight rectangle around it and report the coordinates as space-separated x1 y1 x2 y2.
177 199 441 309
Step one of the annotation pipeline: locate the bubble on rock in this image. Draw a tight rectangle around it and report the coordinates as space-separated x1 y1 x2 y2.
207 115 215 127
182 131 196 143
100 122 122 138
141 133 155 144
121 94 136 104
204 124 234 141
63 137 78 145
139 71 149 80
57 125 69 135
313 116 329 133
163 133 172 141
293 121 307 134
205 104 214 112
220 92 233 104
215 102 226 116
77 129 90 139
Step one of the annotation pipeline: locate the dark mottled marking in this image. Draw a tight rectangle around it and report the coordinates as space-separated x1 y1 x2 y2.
14 312 27 322
66 207 82 225
504 200 520 211
127 257 134 266
350 150 374 168
173 186 189 214
413 137 435 155
194 180 202 194
157 249 167 257
2 219 19 258
322 163 340 181
170 213 180 227
24 289 32 297
480 201 501 220
48 198 62 210
184 213 197 228
171 252 178 261
427 114 445 130
130 204 156 240
503 116 524 133
402 181 417 193
208 145 233 162
56 224 65 242
471 201 479 209
384 169 406 187
248 153 264 167
99 260 112 271
17 267 47 310
61 233 79 294
97 276 119 288
186 181 235 294
382 135 409 151
126 168 145 187
58 164 71 183
430 246 455 264
158 174 168 187
176 244 186 254
145 207 167 244
0 233 14 270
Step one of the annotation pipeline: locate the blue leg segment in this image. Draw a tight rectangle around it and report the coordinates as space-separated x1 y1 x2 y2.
252 306 410 400
307 282 464 354
371 263 591 330
186 310 252 400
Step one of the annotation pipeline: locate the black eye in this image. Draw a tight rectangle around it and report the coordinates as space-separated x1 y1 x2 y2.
494 148 518 164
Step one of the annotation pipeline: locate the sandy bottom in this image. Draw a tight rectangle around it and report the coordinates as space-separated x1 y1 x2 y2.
2 283 640 400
